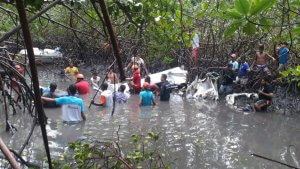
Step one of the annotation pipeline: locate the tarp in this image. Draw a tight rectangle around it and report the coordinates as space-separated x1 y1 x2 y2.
225 93 258 105
186 72 220 100
19 47 62 63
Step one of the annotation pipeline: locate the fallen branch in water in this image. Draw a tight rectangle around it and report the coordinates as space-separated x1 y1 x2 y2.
251 153 299 169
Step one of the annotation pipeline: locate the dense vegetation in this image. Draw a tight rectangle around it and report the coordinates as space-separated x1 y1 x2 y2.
0 0 299 70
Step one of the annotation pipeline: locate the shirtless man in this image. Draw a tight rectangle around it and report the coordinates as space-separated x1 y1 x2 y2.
106 68 118 84
250 44 275 76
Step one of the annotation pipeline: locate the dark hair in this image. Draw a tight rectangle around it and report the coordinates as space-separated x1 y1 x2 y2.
281 41 288 46
92 72 97 76
145 76 151 83
227 63 233 68
258 44 264 51
101 82 108 90
49 83 57 92
68 84 77 95
119 85 126 92
262 76 271 83
161 74 167 80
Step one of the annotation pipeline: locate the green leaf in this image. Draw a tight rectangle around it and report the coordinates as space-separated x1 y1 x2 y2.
226 9 243 19
243 22 256 35
259 18 271 30
250 0 277 16
224 21 241 38
234 0 251 15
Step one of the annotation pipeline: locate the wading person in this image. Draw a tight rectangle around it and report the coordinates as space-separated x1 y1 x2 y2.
126 65 141 94
159 74 171 101
277 42 289 71
42 83 60 108
139 82 156 106
145 76 159 96
65 63 78 76
91 82 113 107
114 84 128 104
125 53 148 76
42 84 86 123
253 76 273 112
219 64 235 95
229 53 239 72
250 44 275 76
75 74 90 95
90 72 100 90
106 68 118 84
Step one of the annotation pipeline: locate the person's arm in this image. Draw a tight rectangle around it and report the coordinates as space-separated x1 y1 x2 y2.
81 112 86 121
125 61 133 71
259 91 273 98
41 97 55 103
126 77 133 81
152 96 156 106
266 53 276 62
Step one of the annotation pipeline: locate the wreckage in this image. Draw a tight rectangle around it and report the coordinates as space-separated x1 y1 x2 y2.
186 72 220 100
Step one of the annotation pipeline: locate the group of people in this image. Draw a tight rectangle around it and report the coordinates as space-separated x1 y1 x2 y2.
218 42 289 112
41 55 172 123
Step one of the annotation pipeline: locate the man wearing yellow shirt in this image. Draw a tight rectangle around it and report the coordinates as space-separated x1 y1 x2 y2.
65 63 78 75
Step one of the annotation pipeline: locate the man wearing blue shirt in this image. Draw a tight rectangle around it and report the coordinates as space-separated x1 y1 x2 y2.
42 84 86 122
277 42 289 71
139 82 156 106
236 57 250 86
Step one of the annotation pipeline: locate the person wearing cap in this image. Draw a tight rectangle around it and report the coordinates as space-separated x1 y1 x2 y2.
42 84 86 122
75 74 90 94
219 63 235 95
229 53 239 71
277 41 289 71
139 82 156 106
91 82 113 107
42 83 60 108
126 65 141 94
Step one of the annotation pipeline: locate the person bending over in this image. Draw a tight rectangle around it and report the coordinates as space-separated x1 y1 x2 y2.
42 84 86 123
253 76 274 112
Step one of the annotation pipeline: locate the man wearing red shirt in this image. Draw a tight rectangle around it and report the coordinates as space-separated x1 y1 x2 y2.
126 65 141 93
75 74 90 94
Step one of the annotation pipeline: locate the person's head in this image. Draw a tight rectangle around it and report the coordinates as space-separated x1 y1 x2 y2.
143 82 150 90
280 41 288 48
261 76 271 86
240 56 246 63
92 72 97 79
161 74 167 81
101 82 108 91
131 65 139 72
230 53 237 61
76 73 84 82
67 84 77 96
49 83 57 93
145 76 151 83
258 44 264 52
69 63 74 68
227 63 233 71
118 84 126 93
15 65 23 73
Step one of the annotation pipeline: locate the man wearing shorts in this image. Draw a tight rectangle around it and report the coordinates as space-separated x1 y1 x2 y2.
254 77 274 112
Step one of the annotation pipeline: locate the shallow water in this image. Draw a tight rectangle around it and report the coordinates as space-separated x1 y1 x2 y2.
1 66 300 169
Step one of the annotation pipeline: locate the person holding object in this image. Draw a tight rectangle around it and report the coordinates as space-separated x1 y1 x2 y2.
125 53 148 76
42 84 86 122
91 83 113 107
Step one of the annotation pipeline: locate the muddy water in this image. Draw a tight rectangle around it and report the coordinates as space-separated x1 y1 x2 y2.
1 66 300 169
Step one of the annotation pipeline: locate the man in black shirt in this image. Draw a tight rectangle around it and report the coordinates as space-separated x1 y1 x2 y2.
159 74 171 101
254 76 273 112
219 64 235 95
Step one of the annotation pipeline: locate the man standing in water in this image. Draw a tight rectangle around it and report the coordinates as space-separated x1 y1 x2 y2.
75 74 90 95
91 83 113 107
126 65 141 94
42 83 59 108
139 82 156 106
253 76 273 112
42 84 86 122
159 74 171 101
250 44 275 76
65 63 78 76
